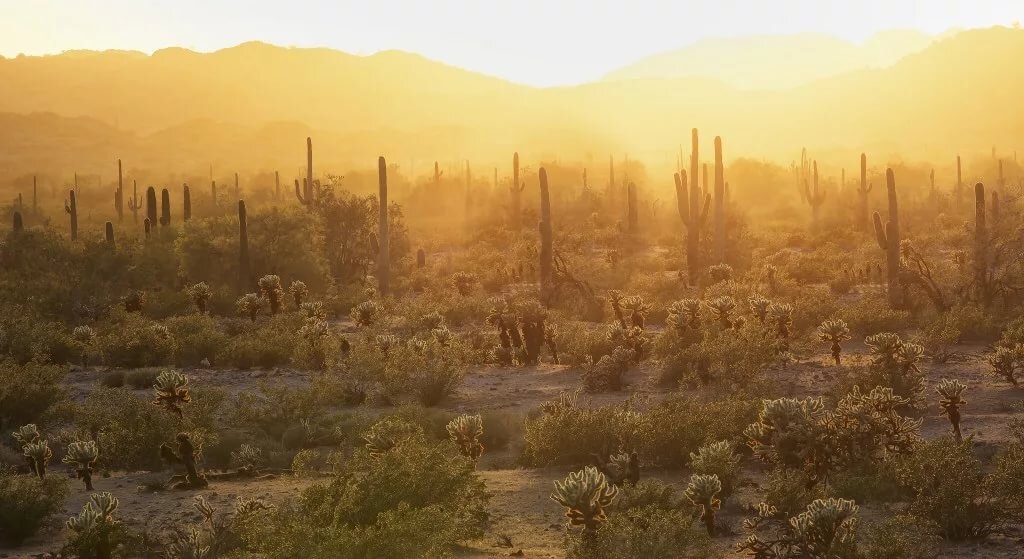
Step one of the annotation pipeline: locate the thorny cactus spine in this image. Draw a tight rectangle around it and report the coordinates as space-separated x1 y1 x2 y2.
936 378 967 443
872 168 902 308
152 370 191 418
685 473 722 536
446 414 485 461
550 466 619 534
63 440 99 490
817 319 851 365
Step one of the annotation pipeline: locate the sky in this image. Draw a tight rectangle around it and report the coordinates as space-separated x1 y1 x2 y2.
1 0 1021 86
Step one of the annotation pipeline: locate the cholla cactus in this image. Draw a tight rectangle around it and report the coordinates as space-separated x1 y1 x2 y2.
72 325 96 367
450 271 478 296
301 301 327 320
230 443 265 473
375 334 399 354
289 280 308 309
865 332 903 363
789 498 859 556
152 370 191 418
707 296 737 329
768 303 793 339
607 290 627 327
550 466 619 533
12 423 41 446
620 295 652 329
690 441 740 496
446 414 484 461
235 293 263 322
351 300 383 327
936 378 967 443
233 496 275 516
602 451 639 487
62 440 99 490
744 397 826 472
708 263 733 283
685 473 723 535
23 439 52 478
989 345 1021 386
817 319 851 365
363 418 422 458
187 282 212 314
432 324 454 346
299 317 329 341
258 275 285 315
749 294 771 323
67 491 119 533
159 432 207 488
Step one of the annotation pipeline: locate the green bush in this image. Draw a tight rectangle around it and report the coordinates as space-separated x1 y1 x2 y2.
223 314 300 369
0 358 68 430
0 465 69 545
522 393 643 466
96 308 176 368
0 309 75 364
163 313 229 366
640 396 757 467
564 505 712 559
861 514 941 559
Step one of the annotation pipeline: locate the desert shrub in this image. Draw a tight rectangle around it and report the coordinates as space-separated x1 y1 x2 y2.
347 336 466 406
556 320 615 366
0 465 69 545
232 382 322 441
223 314 300 369
564 505 712 559
608 479 679 512
479 410 522 451
163 313 229 366
292 316 340 370
522 392 643 466
276 419 488 551
761 467 827 517
738 498 860 559
76 387 221 471
861 514 941 559
894 437 1010 540
847 332 927 409
100 370 125 388
96 308 176 367
639 396 757 467
582 346 633 392
0 308 76 364
125 368 161 390
828 461 905 504
62 492 138 559
839 296 911 335
0 358 68 430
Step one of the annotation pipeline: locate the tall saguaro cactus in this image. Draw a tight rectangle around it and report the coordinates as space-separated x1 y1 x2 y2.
872 168 902 308
145 187 157 226
713 136 726 262
676 128 712 284
160 188 171 227
539 167 553 305
238 200 250 291
510 152 523 229
805 161 826 227
974 183 989 305
105 222 114 247
858 153 871 231
626 182 638 234
183 184 192 221
65 190 78 241
115 159 124 222
956 155 963 207
274 171 280 201
306 136 313 200
127 180 140 224
32 175 37 214
12 211 23 233
378 156 390 295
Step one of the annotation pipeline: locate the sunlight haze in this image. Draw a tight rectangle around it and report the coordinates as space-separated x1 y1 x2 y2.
1 0 1021 86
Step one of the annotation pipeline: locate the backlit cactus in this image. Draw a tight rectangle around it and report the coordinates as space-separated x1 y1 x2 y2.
872 168 902 308
817 318 851 365
685 473 722 535
289 280 308 309
152 370 191 418
238 200 250 291
236 292 263 322
713 135 726 262
690 441 740 496
974 182 990 305
550 466 618 533
667 298 702 330
351 300 382 327
707 296 737 329
378 156 390 295
749 294 771 323
539 167 553 305
159 432 207 488
936 378 967 443
115 158 124 222
65 190 78 241
12 211 23 232
63 440 99 490
187 282 212 314
295 137 315 207
258 275 284 314
127 180 140 223
510 152 524 229
160 188 171 226
183 183 192 221
789 498 859 556
23 439 52 478
857 153 871 231
145 186 157 226
619 295 651 329
626 181 638 234
446 414 484 461
66 492 120 552
768 302 793 339
675 128 712 285
804 160 826 227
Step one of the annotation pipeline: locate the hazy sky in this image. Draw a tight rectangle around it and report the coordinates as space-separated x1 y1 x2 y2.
1 0 1021 86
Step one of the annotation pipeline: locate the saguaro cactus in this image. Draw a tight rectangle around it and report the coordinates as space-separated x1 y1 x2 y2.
12 211 23 232
510 152 523 229
145 186 157 226
183 184 192 221
675 128 712 285
127 180 140 223
115 159 124 222
872 168 902 308
539 168 553 305
32 175 37 214
805 160 826 227
713 136 726 262
626 182 638 234
974 183 990 305
239 200 250 291
160 188 171 227
956 155 963 207
378 157 390 295
858 153 871 231
233 173 240 199
274 170 280 200
65 190 78 241
212 179 218 207
144 218 151 238
105 222 114 247
306 136 313 200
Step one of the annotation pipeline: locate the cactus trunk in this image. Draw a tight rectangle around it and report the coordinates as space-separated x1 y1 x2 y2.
183 184 192 221
306 137 313 202
975 183 990 305
239 200 250 291
417 248 425 269
66 190 78 241
32 175 37 214
12 211 23 232
858 153 870 231
115 159 124 222
145 187 157 226
872 169 902 308
274 170 280 200
511 152 522 229
713 136 726 262
539 168 553 305
626 182 638 234
160 188 171 227
105 221 114 247
956 155 963 208
378 157 390 295
678 128 711 285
